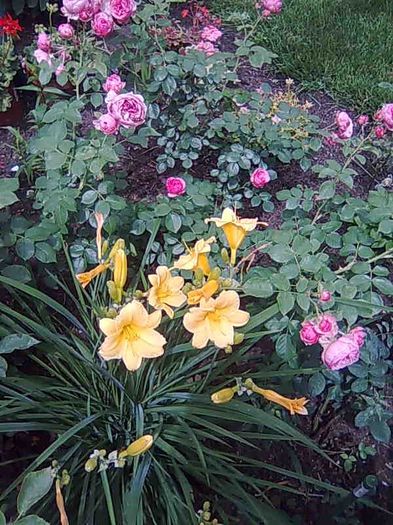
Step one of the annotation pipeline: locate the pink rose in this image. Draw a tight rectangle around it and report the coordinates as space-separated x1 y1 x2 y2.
37 32 51 52
262 9 271 17
107 92 147 128
193 40 218 56
91 12 114 37
319 290 332 303
93 113 120 135
335 111 353 140
349 326 366 347
321 334 360 371
103 74 125 94
375 126 385 139
200 25 222 43
34 49 52 65
166 177 186 198
315 314 338 338
250 167 270 188
357 115 369 126
300 321 320 346
62 0 89 19
107 0 136 23
262 0 282 14
58 23 74 39
379 103 393 131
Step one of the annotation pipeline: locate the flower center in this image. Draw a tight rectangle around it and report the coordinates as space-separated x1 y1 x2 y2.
122 324 138 342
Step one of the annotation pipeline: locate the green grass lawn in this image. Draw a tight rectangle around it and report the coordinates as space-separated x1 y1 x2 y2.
213 0 393 111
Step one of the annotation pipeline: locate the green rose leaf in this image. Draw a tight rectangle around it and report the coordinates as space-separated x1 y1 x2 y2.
277 291 295 315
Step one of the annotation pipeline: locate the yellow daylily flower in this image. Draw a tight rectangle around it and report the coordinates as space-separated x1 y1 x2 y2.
245 379 309 415
173 237 215 276
76 263 109 288
205 208 267 265
94 212 105 260
211 386 238 404
119 435 154 459
147 266 186 318
187 279 219 305
183 290 250 349
99 301 166 371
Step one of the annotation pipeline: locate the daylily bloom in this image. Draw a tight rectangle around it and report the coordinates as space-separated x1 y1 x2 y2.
211 386 238 404
205 208 267 264
187 279 219 305
119 435 154 458
99 301 166 371
183 290 249 349
76 263 109 288
147 266 186 318
245 378 308 415
173 237 215 276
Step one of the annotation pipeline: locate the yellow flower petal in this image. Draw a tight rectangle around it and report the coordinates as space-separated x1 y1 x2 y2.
187 279 219 305
173 237 215 274
245 379 309 416
147 266 186 316
76 263 108 288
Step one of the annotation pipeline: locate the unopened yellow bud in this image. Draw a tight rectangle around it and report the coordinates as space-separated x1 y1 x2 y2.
210 387 237 404
84 458 97 472
107 280 122 303
113 248 127 290
221 278 233 288
125 435 154 457
105 307 118 319
221 248 230 264
233 332 244 345
102 240 109 257
134 290 145 300
208 267 221 280
108 238 125 260
225 345 233 354
182 283 193 295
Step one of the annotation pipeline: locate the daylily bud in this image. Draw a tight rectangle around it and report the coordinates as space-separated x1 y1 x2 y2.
61 470 70 486
221 278 233 288
208 267 221 280
125 435 154 457
134 290 145 300
108 238 125 260
113 248 127 290
105 307 118 319
102 240 109 257
210 387 237 404
182 283 193 295
84 458 98 472
233 332 244 345
194 268 204 283
221 248 229 264
225 345 233 354
107 280 122 303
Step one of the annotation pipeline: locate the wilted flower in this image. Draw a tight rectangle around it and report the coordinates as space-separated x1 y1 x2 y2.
183 290 250 349
173 237 215 275
62 0 89 20
147 266 186 318
99 301 166 371
245 378 308 415
211 386 238 404
34 49 52 65
187 279 219 305
76 263 109 288
193 40 218 56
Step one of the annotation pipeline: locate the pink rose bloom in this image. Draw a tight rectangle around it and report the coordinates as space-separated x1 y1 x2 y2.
300 321 320 346
37 32 51 52
335 111 353 140
62 0 89 19
58 23 75 39
375 126 385 139
93 113 120 135
200 25 222 43
107 92 147 128
107 0 136 23
250 167 270 188
315 314 338 337
379 103 393 131
322 333 361 371
357 115 369 126
92 12 114 37
34 49 52 65
319 290 332 303
262 9 271 17
349 326 366 347
166 177 186 198
103 74 125 94
262 0 282 14
194 40 218 56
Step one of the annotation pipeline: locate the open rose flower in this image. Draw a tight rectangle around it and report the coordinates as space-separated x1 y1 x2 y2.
107 92 147 128
166 177 186 198
58 23 74 39
315 314 338 338
250 167 270 188
258 0 282 16
200 25 222 43
357 115 369 126
107 0 136 23
299 320 320 346
37 32 51 52
375 126 385 139
321 327 366 371
335 111 353 140
103 73 125 94
378 103 393 131
62 0 89 19
91 12 113 37
193 40 218 56
93 113 120 135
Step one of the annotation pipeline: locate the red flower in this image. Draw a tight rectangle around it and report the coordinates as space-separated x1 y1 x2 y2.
0 14 22 37
181 8 189 18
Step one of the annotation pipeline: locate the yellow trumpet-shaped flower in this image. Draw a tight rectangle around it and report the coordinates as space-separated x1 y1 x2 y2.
76 263 109 288
173 237 215 276
183 290 250 349
245 379 309 416
119 435 154 459
147 266 186 318
211 386 238 404
187 279 219 305
205 208 267 265
99 301 166 371
94 212 105 260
